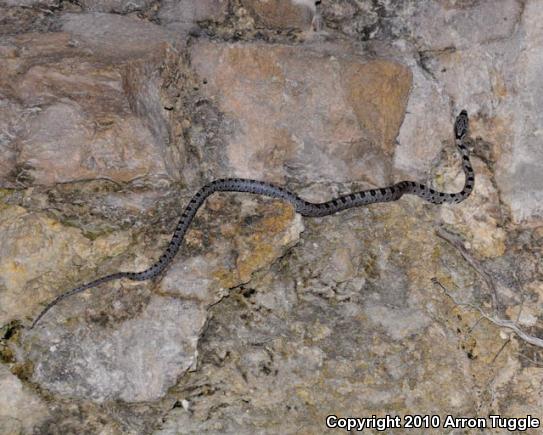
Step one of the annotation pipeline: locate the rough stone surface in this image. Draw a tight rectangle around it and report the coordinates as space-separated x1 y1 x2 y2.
158 0 229 33
0 205 91 325
0 29 175 187
0 364 49 434
60 13 176 59
408 0 523 51
28 296 206 403
241 0 315 30
191 41 411 186
1 1 542 434
77 0 154 14
20 196 301 403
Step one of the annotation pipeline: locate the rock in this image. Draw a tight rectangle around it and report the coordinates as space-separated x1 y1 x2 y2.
158 0 229 33
504 368 543 423
0 363 49 434
0 99 21 182
157 199 525 433
160 197 303 299
394 65 450 178
2 0 543 432
0 6 56 35
499 0 543 223
28 296 207 403
0 30 174 187
0 204 132 326
408 0 522 51
240 0 315 30
405 0 543 223
190 41 411 186
22 195 302 402
3 0 59 7
15 101 167 185
438 155 506 258
76 0 154 14
60 13 177 59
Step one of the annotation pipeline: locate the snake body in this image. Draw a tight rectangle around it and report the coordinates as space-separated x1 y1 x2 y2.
30 110 473 328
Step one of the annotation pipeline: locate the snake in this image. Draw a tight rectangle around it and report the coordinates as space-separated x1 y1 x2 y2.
30 110 473 329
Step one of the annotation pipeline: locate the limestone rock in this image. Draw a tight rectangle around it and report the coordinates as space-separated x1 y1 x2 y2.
157 203 519 433
0 206 92 325
240 0 315 30
0 30 174 187
21 195 302 402
3 0 59 7
76 0 154 14
27 296 206 403
404 1 543 223
408 0 522 51
158 0 229 33
160 197 303 301
0 99 21 182
60 13 176 59
394 65 450 178
499 0 543 223
0 203 136 326
1 1 542 433
0 363 49 434
191 41 411 186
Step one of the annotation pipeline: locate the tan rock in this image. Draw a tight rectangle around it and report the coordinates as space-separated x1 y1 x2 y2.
0 30 174 186
191 41 411 186
0 99 21 183
0 204 133 325
160 195 303 300
15 101 167 185
21 194 302 403
439 156 506 258
241 0 315 30
502 367 543 423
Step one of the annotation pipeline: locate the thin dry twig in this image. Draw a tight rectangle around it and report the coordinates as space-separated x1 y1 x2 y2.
432 278 543 349
435 227 500 314
518 352 543 368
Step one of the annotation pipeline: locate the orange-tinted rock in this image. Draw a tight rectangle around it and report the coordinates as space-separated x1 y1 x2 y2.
241 0 315 30
191 41 412 186
0 26 175 187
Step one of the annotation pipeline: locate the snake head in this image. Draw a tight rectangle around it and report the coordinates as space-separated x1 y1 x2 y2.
454 110 469 139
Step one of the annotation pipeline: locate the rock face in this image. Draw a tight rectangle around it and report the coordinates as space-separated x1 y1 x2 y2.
1 0 542 434
240 0 315 30
24 198 302 403
191 41 411 186
158 0 229 33
0 26 175 188
0 364 49 434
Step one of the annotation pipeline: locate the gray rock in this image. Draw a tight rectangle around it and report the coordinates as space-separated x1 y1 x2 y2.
0 363 49 433
158 0 229 33
60 13 177 58
28 296 206 402
1 1 542 433
408 0 522 51
77 0 153 14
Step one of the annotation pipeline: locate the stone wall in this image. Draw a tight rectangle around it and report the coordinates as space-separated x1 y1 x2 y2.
1 1 542 433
